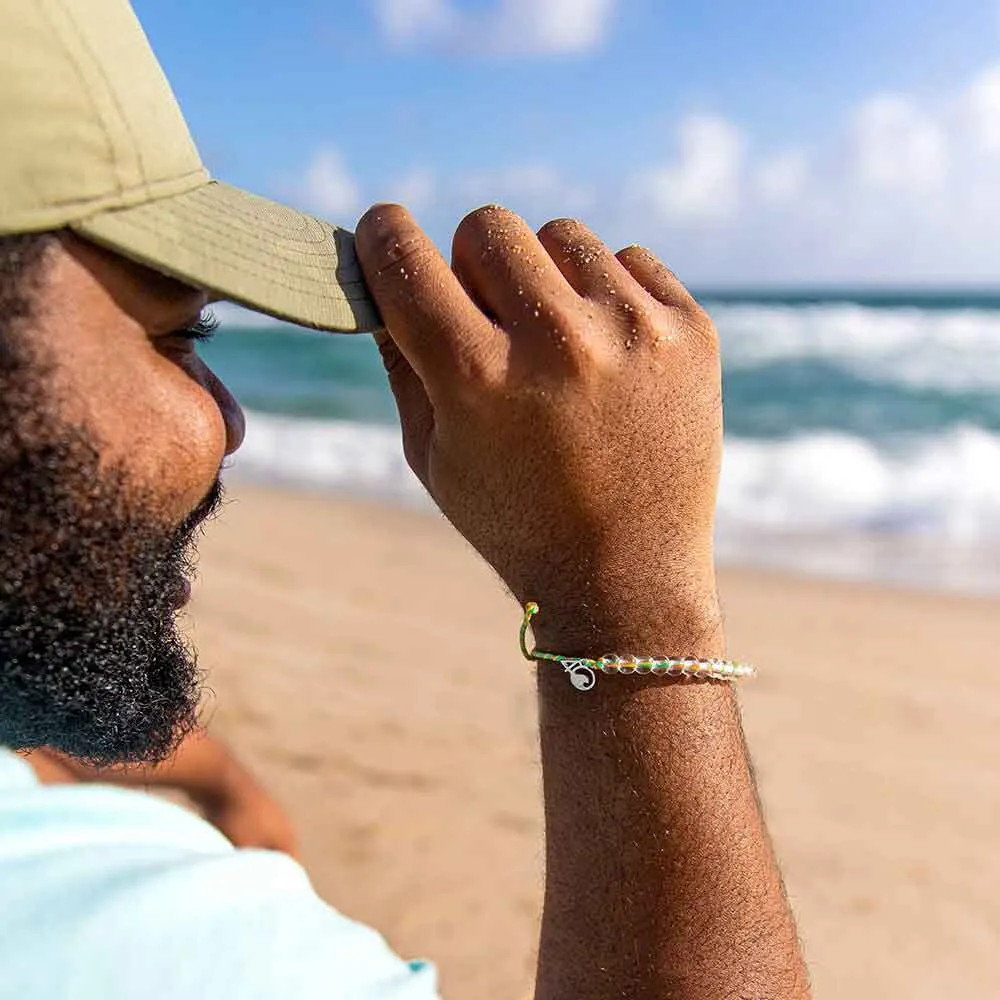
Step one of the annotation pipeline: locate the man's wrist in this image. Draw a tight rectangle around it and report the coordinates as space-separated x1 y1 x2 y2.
527 579 724 661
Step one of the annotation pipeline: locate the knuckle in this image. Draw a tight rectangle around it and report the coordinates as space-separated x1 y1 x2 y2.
455 341 506 395
615 295 718 358
532 307 615 378
371 237 436 282
617 300 662 340
453 204 520 257
682 303 720 352
375 335 407 377
528 299 585 344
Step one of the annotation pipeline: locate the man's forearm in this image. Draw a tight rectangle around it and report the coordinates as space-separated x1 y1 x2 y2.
42 730 239 804
534 670 809 999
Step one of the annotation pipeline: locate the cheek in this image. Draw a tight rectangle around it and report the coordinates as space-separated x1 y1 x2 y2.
88 358 228 519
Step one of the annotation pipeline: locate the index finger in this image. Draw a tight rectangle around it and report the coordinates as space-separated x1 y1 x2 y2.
354 204 497 395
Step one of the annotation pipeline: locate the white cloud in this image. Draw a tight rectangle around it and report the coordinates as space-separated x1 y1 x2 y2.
966 65 1000 155
295 151 593 237
371 0 617 56
456 163 595 218
635 114 745 225
755 149 808 205
489 0 616 54
383 166 436 212
288 59 1000 284
302 147 362 218
374 0 456 46
598 61 1000 283
851 94 948 194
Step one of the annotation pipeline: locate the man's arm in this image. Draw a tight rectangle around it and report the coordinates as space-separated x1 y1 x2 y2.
536 664 807 997
24 731 298 856
354 203 810 997
28 728 244 795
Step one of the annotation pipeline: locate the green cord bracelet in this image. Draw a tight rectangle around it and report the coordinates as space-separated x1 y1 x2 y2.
520 601 756 692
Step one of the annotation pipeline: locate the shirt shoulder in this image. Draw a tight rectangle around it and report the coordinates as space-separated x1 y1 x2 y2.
0 750 438 1000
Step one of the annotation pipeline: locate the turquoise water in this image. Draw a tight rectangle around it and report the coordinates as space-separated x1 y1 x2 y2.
200 327 397 425
199 293 1000 588
200 294 1000 439
723 359 1000 438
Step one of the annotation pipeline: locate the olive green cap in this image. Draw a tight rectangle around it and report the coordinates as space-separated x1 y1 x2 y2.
0 0 379 332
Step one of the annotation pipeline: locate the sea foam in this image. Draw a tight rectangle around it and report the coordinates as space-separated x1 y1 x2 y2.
713 302 1000 392
232 411 1000 544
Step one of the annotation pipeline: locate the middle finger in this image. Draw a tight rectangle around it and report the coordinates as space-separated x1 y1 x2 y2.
450 205 581 332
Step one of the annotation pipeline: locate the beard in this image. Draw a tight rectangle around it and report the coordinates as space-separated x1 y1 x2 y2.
0 331 223 767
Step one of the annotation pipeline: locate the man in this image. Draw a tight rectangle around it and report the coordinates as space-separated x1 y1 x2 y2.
0 0 810 997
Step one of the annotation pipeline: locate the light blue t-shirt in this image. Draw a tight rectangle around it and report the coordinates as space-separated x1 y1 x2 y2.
0 749 438 999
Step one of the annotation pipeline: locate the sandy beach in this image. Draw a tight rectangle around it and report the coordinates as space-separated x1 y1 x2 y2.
188 483 1000 999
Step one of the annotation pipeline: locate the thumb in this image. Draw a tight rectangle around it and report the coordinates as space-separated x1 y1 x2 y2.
375 329 435 487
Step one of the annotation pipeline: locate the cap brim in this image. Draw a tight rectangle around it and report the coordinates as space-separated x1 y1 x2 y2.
70 180 380 333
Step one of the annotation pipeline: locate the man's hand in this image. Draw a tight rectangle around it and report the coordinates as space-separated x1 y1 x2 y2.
355 205 722 656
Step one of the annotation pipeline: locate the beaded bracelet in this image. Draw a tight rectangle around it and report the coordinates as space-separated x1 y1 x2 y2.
519 602 756 692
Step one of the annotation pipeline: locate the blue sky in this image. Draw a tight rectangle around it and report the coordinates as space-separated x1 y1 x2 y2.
134 0 1000 285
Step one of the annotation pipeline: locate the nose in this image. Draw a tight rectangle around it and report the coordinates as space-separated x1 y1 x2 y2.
204 366 246 456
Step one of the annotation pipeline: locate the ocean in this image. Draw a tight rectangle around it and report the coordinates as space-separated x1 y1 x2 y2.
202 292 1000 594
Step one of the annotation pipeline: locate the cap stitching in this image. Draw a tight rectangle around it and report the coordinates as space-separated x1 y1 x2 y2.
35 0 121 197
59 0 146 193
89 209 371 297
189 189 347 249
187 186 362 253
101 202 369 283
10 167 207 222
184 202 362 266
